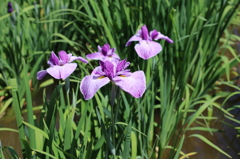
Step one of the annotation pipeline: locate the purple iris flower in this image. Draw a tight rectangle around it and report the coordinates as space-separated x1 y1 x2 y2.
125 25 173 59
80 59 146 100
8 2 13 13
86 44 120 61
37 51 88 80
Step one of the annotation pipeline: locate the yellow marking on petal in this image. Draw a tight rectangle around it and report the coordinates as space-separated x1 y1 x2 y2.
97 76 106 79
119 75 127 77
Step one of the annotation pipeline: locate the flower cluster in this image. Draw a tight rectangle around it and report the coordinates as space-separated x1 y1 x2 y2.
37 25 173 100
79 43 146 100
80 57 146 100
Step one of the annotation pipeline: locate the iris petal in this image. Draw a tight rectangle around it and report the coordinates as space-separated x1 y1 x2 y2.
116 59 129 72
86 52 105 60
47 66 61 79
114 71 146 98
80 75 110 100
59 63 77 80
48 51 59 66
101 44 111 55
134 40 162 59
46 63 77 79
150 30 173 43
58 51 68 63
69 56 88 63
141 25 149 40
37 70 47 80
125 35 143 46
111 53 120 59
103 61 115 79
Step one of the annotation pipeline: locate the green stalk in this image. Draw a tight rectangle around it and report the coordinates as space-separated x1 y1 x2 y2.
9 78 26 158
22 59 36 150
64 77 71 111
109 82 121 157
110 82 116 152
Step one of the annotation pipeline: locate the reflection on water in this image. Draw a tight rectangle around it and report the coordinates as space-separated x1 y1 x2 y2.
0 84 52 158
0 107 23 157
180 26 240 159
182 98 240 159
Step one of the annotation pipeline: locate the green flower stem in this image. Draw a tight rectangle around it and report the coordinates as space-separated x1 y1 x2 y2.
65 76 70 95
65 77 71 107
110 82 116 151
23 59 36 149
110 82 121 156
64 77 75 120
10 78 26 158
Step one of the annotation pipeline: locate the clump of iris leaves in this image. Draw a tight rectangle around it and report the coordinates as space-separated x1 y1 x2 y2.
0 0 240 159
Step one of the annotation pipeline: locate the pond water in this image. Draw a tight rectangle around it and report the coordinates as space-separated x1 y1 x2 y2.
182 99 240 159
0 108 23 157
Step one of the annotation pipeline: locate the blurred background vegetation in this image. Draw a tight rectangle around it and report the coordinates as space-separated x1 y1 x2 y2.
0 0 240 159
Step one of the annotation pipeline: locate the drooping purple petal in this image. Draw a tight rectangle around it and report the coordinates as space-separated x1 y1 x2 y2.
46 63 77 80
46 66 61 79
141 25 149 40
114 71 146 98
125 34 143 46
37 70 47 80
150 30 173 43
86 52 105 60
48 51 59 66
58 51 68 63
80 75 110 100
134 40 162 59
59 63 77 80
69 55 88 63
